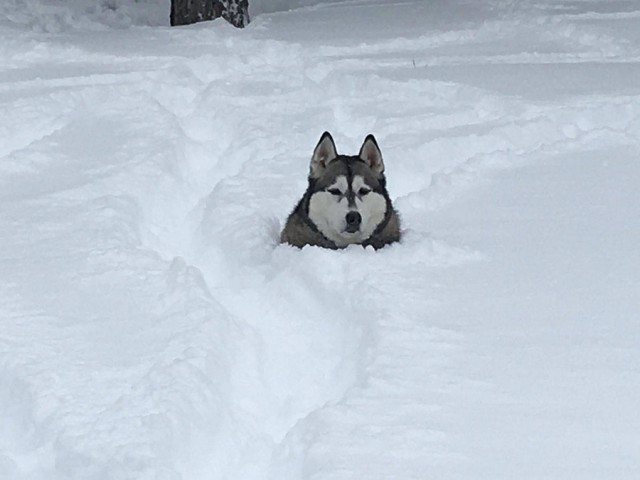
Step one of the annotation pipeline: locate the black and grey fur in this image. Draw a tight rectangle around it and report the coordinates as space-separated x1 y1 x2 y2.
281 132 401 250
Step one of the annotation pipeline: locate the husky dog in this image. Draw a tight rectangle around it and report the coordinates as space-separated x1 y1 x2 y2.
281 132 401 250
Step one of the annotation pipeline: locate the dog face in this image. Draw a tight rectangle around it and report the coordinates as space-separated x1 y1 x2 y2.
306 133 390 247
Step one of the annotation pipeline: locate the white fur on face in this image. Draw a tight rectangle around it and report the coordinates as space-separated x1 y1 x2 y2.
352 175 386 240
308 174 387 247
309 176 351 246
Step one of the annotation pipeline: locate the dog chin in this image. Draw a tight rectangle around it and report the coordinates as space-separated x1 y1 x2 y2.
321 226 367 247
338 230 366 243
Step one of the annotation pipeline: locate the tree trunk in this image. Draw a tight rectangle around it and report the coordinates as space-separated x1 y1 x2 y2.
170 0 249 28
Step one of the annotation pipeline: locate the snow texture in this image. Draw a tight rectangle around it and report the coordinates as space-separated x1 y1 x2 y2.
1 1 639 479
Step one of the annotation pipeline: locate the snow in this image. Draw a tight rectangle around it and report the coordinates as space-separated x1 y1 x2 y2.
0 0 169 31
1 1 640 479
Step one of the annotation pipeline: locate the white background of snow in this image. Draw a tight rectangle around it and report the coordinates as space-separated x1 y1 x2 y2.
1 0 639 479
0 0 327 31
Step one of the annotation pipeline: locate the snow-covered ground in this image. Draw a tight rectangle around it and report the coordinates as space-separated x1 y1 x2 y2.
1 1 639 479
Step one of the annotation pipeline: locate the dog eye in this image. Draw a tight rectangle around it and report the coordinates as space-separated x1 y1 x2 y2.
358 187 371 196
327 188 342 196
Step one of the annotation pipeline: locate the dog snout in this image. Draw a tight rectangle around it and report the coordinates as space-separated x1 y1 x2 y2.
345 211 362 232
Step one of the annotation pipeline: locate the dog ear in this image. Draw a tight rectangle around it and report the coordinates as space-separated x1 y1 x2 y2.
359 134 384 175
310 131 338 178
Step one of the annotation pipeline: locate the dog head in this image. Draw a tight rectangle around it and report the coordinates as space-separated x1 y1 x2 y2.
306 132 391 247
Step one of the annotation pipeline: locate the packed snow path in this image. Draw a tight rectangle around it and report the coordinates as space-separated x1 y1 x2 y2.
1 1 639 479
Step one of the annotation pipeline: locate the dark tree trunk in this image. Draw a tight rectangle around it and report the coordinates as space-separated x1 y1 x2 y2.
170 0 249 28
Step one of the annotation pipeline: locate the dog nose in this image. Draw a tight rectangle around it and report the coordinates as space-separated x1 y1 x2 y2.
345 211 361 230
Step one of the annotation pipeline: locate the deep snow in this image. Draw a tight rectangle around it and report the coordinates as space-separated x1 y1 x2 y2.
1 1 639 479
